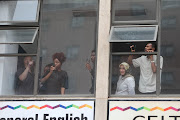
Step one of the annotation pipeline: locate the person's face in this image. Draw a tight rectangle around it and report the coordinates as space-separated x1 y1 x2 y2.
24 57 32 66
119 65 126 76
145 43 153 52
54 58 61 69
91 52 96 63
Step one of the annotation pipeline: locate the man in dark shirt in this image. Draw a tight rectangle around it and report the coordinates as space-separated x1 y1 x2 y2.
15 56 34 95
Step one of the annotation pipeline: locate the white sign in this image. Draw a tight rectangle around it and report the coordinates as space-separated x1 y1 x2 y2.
109 101 180 120
0 101 94 120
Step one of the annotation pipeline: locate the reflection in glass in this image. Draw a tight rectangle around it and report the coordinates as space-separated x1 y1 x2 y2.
160 1 180 94
0 0 38 22
39 0 98 95
0 28 38 44
0 56 36 95
162 0 180 10
113 0 157 21
110 26 158 42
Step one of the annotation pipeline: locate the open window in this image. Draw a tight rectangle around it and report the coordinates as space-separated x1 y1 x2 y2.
0 27 38 44
109 25 159 96
109 25 158 42
0 0 40 25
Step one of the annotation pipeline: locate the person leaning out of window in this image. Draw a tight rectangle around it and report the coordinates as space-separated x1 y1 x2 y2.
115 62 135 95
40 52 68 95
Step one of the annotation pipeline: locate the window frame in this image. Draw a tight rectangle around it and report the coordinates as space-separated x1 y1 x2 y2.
109 25 158 42
0 0 41 26
111 0 159 25
0 0 41 97
109 0 164 98
0 27 39 44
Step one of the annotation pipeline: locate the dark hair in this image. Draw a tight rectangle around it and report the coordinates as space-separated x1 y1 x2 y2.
52 52 66 64
45 63 53 68
91 50 95 53
148 43 156 50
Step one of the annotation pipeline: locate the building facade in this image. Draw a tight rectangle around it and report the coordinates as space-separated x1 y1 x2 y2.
0 0 180 120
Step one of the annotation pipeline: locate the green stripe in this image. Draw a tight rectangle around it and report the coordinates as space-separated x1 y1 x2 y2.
21 105 27 109
66 104 73 109
14 105 21 110
137 107 144 111
144 107 150 111
73 104 79 109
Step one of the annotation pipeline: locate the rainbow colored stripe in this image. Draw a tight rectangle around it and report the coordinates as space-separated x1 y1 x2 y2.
0 104 92 110
110 106 180 112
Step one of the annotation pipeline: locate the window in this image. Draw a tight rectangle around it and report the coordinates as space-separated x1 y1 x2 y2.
0 0 98 96
112 0 158 23
39 0 98 95
0 28 38 44
0 0 40 23
160 0 180 94
109 25 158 42
0 0 40 96
110 0 161 96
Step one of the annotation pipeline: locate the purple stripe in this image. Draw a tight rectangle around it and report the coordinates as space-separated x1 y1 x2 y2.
53 105 60 109
1 105 8 110
123 107 131 111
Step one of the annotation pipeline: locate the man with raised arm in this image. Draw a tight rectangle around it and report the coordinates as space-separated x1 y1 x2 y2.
127 43 163 94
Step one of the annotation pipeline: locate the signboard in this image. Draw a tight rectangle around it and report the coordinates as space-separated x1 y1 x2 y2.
109 101 180 120
0 101 94 120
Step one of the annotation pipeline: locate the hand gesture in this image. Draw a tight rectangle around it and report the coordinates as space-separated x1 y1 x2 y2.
28 61 34 68
50 66 56 72
130 45 135 52
86 63 92 71
147 49 154 60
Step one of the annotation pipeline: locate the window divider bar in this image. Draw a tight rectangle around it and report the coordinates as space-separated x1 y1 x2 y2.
111 52 158 55
0 54 37 56
156 0 161 96
112 20 158 25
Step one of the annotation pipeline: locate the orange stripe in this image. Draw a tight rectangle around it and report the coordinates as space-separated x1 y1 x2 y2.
150 107 158 111
79 104 86 109
27 105 34 109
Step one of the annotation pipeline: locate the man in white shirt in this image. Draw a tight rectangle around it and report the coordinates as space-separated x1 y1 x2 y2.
128 43 163 94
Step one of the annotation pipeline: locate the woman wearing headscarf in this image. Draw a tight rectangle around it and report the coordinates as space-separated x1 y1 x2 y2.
115 62 135 95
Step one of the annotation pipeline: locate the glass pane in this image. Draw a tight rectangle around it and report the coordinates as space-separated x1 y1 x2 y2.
110 54 158 96
111 42 157 52
113 0 157 21
0 56 36 95
0 28 38 44
110 26 158 42
0 37 38 54
160 0 180 94
39 0 98 95
0 0 39 22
